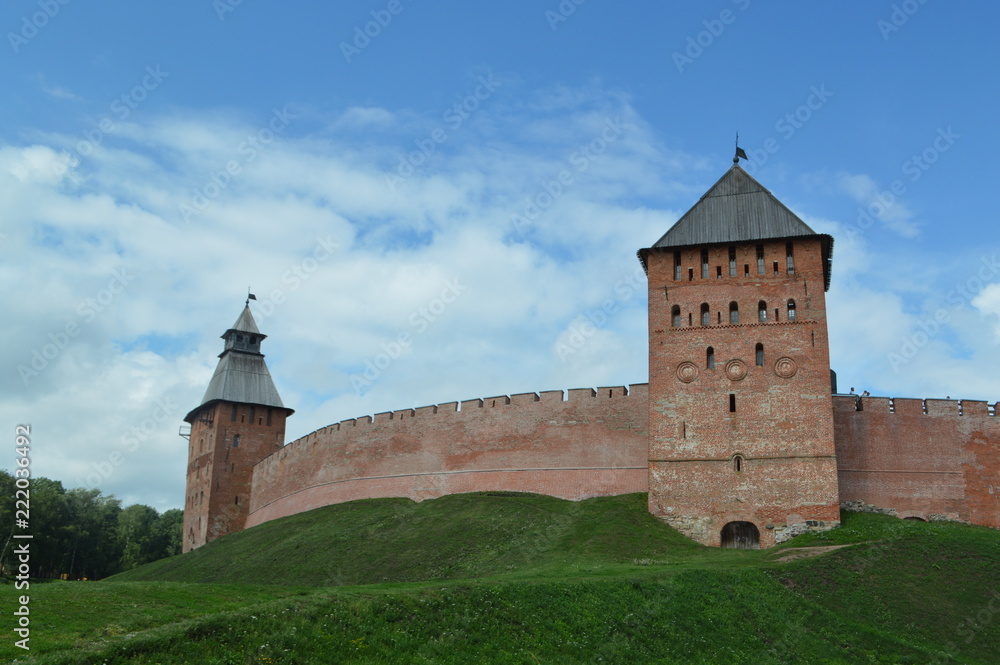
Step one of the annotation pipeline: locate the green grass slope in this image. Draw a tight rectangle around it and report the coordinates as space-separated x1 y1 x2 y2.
5 493 998 664
112 493 723 586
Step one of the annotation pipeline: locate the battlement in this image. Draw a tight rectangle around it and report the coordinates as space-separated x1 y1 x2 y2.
833 394 999 417
833 393 1000 530
245 384 650 529
258 383 648 466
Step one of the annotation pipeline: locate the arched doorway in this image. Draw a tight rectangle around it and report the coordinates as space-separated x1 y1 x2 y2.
721 521 760 549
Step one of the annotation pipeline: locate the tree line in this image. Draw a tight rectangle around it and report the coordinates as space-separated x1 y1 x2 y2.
0 470 182 580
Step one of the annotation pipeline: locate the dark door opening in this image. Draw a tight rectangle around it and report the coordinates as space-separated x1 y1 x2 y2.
721 521 760 549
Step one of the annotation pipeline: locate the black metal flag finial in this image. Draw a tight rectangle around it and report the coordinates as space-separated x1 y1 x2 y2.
246 287 257 306
734 132 748 163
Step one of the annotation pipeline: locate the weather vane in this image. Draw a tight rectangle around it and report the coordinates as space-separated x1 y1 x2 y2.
734 132 748 163
245 287 257 306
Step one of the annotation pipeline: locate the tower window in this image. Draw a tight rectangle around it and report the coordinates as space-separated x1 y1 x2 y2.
701 249 709 279
266 408 272 426
773 261 779 275
671 305 681 327
716 266 722 278
231 405 237 422
729 302 739 325
755 343 764 366
249 406 255 424
758 301 767 322
728 246 737 276
786 243 795 274
233 435 240 448
235 495 239 505
674 252 682 280
700 303 710 326
744 264 749 277
688 313 693 326
729 394 736 413
733 455 744 472
688 268 694 281
788 299 797 321
707 347 715 369
756 245 765 274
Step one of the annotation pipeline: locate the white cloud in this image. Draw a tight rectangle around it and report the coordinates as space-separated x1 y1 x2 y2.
837 172 920 238
972 283 1000 340
1 83 995 513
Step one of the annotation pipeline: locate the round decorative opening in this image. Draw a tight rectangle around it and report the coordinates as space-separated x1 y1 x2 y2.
724 359 748 381
676 362 699 383
774 356 798 378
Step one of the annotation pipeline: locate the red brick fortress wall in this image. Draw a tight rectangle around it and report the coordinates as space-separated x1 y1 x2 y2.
834 395 1000 527
245 385 649 529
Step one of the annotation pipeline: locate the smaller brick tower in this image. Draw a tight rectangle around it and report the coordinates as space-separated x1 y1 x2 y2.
182 303 292 552
639 162 840 548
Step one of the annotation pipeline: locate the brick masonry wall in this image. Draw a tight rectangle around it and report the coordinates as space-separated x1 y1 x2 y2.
834 395 1000 527
245 385 649 528
183 401 286 552
645 238 841 547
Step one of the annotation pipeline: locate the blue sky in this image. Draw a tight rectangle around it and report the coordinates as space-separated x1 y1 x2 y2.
2 1 998 511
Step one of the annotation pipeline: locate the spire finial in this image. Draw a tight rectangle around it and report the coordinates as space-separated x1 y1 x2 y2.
734 132 747 164
246 287 257 307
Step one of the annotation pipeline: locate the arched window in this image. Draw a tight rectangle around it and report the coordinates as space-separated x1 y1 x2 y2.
733 455 744 472
700 303 710 326
787 299 797 321
758 300 767 322
232 434 240 448
706 346 715 369
729 302 739 324
755 343 764 366
671 305 681 327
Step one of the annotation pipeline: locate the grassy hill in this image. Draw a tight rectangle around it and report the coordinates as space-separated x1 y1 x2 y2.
4 492 999 664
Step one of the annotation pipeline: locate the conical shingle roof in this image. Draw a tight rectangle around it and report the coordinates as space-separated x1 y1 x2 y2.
639 163 833 290
184 305 291 422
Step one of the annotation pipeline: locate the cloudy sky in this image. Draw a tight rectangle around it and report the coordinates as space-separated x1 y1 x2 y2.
2 1 998 511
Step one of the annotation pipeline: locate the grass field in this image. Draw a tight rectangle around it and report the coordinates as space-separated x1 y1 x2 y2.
3 492 998 664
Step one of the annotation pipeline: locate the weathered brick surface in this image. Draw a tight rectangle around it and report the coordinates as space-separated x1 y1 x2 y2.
245 385 648 528
834 396 1000 527
183 402 286 552
645 238 841 546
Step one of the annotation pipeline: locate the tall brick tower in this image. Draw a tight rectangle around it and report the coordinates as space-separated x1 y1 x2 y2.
639 162 840 548
181 303 292 552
